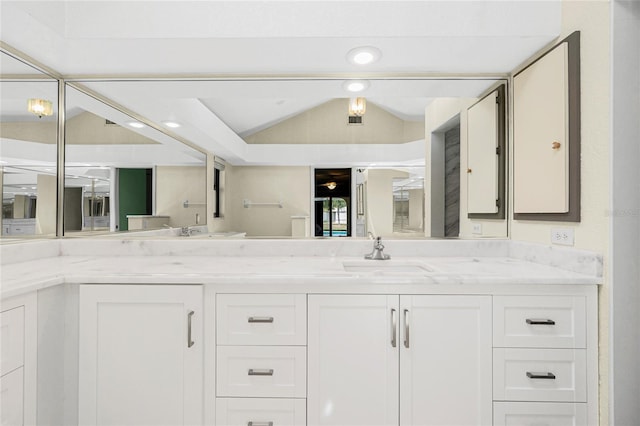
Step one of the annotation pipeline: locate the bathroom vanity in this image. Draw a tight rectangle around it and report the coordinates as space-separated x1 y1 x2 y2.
0 238 601 426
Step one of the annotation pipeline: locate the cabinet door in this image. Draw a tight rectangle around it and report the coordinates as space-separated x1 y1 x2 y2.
400 295 492 426
513 42 569 214
79 285 203 426
308 295 399 426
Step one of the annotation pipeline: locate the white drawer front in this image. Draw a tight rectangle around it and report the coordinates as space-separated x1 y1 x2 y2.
1 306 24 376
493 348 586 402
217 294 306 346
217 346 306 398
494 402 587 426
216 398 306 426
493 296 586 348
1 367 24 426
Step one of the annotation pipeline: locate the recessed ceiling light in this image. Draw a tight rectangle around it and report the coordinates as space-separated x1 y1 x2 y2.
343 80 370 93
127 121 145 129
162 121 181 128
347 46 382 65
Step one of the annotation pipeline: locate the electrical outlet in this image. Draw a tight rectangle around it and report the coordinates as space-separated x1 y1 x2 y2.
551 228 575 246
472 223 482 235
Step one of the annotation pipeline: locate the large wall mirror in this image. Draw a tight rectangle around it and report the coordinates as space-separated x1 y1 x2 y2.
63 85 207 235
78 78 508 239
1 51 58 238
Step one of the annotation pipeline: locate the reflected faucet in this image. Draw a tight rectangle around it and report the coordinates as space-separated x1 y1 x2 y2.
365 236 391 260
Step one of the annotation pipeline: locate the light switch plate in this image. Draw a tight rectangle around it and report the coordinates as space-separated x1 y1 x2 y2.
551 228 575 246
472 223 482 235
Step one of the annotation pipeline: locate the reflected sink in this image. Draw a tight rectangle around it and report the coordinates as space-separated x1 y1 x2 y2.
343 261 435 274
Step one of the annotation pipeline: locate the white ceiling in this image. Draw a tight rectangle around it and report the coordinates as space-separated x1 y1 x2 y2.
0 0 562 166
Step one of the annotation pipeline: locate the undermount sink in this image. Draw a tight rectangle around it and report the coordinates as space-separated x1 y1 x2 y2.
342 261 435 274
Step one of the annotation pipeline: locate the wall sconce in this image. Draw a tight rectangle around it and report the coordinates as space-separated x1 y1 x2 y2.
348 97 366 116
27 98 53 118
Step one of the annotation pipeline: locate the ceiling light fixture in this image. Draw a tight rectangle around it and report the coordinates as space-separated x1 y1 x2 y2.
347 46 382 65
326 182 337 190
343 79 370 93
162 121 181 128
349 97 366 116
27 98 53 118
127 121 145 129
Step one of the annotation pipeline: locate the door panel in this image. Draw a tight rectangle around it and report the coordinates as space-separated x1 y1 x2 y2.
308 294 399 426
79 285 202 426
400 295 492 426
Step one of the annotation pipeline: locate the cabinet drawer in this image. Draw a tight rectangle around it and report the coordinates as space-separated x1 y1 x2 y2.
493 348 586 402
217 294 306 346
1 367 24 426
1 306 24 376
216 398 306 426
494 402 587 426
493 296 586 348
217 346 306 398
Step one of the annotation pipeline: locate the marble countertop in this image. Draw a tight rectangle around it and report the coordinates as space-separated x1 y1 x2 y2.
1 247 601 299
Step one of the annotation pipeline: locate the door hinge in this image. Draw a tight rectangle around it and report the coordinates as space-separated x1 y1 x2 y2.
496 146 501 155
496 199 500 208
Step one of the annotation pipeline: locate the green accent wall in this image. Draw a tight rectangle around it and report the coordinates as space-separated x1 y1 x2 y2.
118 168 151 231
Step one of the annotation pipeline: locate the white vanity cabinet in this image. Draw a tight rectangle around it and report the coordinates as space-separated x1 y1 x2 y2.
492 295 593 425
307 294 492 426
0 293 37 426
78 284 203 426
215 294 307 426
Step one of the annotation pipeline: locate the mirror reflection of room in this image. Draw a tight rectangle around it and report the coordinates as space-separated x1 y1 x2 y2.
1 52 58 237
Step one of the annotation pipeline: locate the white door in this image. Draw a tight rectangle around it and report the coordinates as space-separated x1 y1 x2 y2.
467 90 499 214
308 294 399 426
513 42 569 213
400 295 492 426
79 285 203 426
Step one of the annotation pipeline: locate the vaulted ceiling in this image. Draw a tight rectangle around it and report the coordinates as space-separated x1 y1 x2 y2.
0 1 562 166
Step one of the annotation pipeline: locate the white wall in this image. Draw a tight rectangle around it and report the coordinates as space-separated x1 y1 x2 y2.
36 173 56 235
226 166 310 237
155 166 207 227
610 1 640 424
408 188 423 230
365 169 408 237
508 2 611 422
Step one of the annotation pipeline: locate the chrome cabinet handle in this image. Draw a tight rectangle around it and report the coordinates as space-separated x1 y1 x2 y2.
187 311 195 348
248 422 273 426
526 318 556 325
248 316 274 323
391 309 397 348
248 369 274 376
526 372 556 380
403 309 410 348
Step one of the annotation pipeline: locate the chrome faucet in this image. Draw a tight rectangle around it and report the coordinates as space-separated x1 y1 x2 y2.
365 236 391 260
180 226 194 237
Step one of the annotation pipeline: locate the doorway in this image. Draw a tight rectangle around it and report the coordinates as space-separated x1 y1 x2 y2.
314 168 351 237
117 168 152 231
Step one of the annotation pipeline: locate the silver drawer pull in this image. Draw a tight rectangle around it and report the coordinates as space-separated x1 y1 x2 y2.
391 308 397 348
526 372 556 380
526 318 556 325
403 309 410 349
187 311 195 348
248 369 274 376
248 316 274 323
248 422 273 426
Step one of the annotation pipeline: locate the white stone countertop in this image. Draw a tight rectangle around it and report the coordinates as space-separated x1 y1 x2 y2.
1 250 601 299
